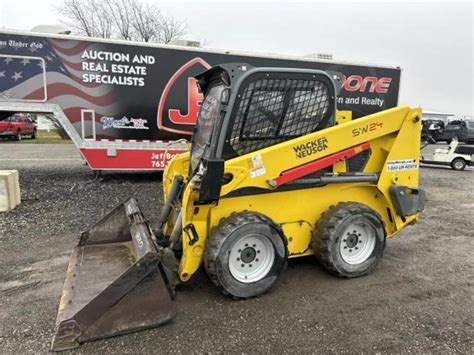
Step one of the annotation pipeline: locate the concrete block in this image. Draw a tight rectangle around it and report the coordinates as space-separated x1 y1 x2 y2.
0 170 21 212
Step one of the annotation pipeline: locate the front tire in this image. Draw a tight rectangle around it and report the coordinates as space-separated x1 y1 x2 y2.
451 158 466 171
31 129 37 139
204 212 287 299
312 202 385 278
15 130 21 141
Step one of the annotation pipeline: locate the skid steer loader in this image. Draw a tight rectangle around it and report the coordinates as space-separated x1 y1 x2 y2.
51 64 425 351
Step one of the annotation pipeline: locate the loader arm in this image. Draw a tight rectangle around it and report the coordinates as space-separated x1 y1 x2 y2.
219 106 422 224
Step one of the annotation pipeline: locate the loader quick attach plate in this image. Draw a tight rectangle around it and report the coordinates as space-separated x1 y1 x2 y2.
51 198 176 351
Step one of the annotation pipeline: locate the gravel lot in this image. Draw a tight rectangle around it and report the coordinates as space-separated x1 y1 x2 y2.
0 143 473 354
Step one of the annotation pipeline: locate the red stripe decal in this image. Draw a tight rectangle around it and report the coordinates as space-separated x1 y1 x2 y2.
274 142 371 187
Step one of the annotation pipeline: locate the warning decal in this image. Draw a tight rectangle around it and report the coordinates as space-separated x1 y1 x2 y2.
249 154 266 178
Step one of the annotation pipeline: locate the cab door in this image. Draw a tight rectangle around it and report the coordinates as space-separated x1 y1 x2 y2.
9 114 20 132
25 115 35 134
18 115 31 134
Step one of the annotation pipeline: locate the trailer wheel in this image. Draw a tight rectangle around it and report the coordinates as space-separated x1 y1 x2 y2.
451 158 466 171
204 212 287 299
312 202 385 278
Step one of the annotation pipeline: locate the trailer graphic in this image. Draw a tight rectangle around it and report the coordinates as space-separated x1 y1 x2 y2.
0 30 401 171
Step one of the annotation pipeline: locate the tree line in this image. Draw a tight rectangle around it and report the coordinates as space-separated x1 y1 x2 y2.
57 0 186 43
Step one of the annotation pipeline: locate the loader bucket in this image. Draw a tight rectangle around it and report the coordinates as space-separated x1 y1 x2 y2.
51 198 176 351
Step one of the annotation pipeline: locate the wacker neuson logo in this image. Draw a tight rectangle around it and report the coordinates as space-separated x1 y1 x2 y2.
293 137 328 158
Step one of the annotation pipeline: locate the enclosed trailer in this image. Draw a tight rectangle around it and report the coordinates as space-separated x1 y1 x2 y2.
0 29 401 172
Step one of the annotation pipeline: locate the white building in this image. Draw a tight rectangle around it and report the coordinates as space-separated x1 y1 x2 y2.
36 114 58 131
422 110 455 122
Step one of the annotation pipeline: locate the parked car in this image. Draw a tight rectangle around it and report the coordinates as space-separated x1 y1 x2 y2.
465 120 474 143
421 138 474 170
0 113 37 141
421 119 444 142
424 120 469 143
442 120 468 143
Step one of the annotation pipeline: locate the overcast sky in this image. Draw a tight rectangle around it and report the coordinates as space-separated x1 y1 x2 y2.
1 0 473 115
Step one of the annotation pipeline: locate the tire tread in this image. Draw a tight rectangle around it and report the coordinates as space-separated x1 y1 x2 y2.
204 211 285 298
312 202 385 278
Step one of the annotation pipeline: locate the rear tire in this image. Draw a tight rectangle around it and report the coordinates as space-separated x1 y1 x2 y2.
204 212 287 299
312 202 385 278
31 129 37 139
15 130 21 141
451 158 466 171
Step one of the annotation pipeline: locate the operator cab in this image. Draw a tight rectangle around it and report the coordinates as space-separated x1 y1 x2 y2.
191 63 341 203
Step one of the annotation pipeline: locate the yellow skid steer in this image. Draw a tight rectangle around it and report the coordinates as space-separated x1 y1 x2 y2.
52 64 424 350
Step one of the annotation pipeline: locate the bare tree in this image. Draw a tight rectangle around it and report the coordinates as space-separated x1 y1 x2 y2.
106 0 134 40
56 0 186 43
90 1 114 38
56 0 95 36
56 0 114 38
158 13 187 44
128 0 159 42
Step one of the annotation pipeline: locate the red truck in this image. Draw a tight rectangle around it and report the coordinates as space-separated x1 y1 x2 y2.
0 113 37 141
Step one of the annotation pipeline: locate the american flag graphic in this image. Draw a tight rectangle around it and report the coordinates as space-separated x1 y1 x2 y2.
0 38 118 139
